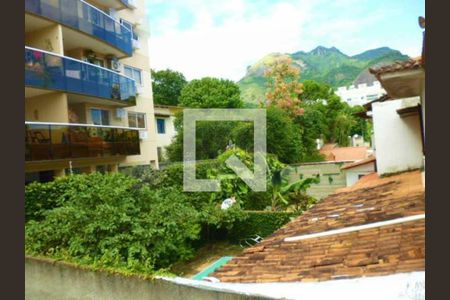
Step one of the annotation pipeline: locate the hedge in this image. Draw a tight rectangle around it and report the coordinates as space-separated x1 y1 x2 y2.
227 211 298 241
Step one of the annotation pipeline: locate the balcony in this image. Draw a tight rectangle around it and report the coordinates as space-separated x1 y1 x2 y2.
25 0 133 56
25 46 136 105
26 122 140 162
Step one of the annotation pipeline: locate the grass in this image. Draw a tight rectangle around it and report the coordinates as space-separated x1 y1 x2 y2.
170 241 244 278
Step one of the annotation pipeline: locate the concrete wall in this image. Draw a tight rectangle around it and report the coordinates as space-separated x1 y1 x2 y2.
25 257 272 300
372 97 423 175
25 24 64 54
25 93 69 123
289 162 348 200
344 162 375 187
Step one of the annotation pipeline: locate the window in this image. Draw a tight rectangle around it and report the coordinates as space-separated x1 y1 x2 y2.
90 108 110 125
124 65 142 86
156 118 166 134
128 112 146 129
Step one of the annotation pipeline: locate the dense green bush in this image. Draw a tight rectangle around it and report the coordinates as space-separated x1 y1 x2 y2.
25 173 201 273
227 211 297 241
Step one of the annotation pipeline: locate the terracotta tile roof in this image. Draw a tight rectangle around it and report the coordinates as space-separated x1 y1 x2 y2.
369 57 423 77
320 146 369 162
212 171 425 283
341 156 376 170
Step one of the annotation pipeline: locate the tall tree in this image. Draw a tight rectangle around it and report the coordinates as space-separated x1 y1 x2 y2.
151 69 187 106
179 77 243 108
264 57 304 117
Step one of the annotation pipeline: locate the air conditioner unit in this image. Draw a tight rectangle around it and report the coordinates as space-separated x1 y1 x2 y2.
136 85 144 94
107 57 121 72
116 108 127 119
139 130 148 140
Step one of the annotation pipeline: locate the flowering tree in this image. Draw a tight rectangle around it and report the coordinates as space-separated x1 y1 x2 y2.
264 57 304 117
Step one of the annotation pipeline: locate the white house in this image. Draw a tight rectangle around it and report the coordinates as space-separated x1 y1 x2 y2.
341 156 376 187
368 57 425 177
153 105 183 162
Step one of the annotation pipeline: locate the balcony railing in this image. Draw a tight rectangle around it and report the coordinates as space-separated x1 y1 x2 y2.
25 122 141 162
25 46 136 104
25 0 133 55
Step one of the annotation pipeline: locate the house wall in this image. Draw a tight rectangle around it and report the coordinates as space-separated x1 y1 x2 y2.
345 162 375 187
289 162 348 199
155 114 177 148
372 97 423 175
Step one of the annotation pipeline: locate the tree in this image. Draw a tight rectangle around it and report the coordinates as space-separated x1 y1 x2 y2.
232 106 304 164
294 80 369 147
179 77 243 108
264 57 304 117
151 69 187 106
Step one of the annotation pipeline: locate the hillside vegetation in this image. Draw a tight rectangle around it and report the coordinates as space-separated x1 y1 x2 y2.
238 46 409 105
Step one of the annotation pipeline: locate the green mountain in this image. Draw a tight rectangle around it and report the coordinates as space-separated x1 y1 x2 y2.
238 46 409 105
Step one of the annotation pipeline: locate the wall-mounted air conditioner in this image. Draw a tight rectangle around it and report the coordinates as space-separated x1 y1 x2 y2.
107 57 121 72
139 130 148 140
136 85 144 94
116 108 127 119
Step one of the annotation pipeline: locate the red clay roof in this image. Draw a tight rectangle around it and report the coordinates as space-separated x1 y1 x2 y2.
369 57 423 78
341 156 376 170
320 145 369 162
212 171 425 283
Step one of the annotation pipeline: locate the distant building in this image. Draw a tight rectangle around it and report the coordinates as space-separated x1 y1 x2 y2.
336 81 386 107
341 156 376 187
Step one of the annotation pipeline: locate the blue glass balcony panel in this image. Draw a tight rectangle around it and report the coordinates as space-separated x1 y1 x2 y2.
25 0 132 56
25 47 136 104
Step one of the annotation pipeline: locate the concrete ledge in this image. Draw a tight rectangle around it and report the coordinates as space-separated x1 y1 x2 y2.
25 256 273 300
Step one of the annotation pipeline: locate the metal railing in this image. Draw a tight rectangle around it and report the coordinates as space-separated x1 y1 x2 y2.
25 46 136 104
25 122 140 161
25 0 133 55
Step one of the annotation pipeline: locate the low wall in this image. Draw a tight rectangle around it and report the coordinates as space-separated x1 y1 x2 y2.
289 161 349 199
25 257 273 300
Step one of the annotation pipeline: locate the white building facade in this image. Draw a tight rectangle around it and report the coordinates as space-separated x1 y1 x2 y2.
336 81 386 106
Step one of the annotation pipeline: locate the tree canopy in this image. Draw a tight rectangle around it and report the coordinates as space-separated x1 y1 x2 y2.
151 69 187 106
264 57 304 117
179 77 243 108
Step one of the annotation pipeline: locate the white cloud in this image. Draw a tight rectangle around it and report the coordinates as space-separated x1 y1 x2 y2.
148 0 316 81
147 0 423 81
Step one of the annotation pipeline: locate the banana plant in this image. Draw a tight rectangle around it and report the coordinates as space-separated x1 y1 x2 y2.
268 167 320 211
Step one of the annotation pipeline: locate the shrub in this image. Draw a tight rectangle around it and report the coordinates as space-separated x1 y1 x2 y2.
25 173 201 273
227 211 297 241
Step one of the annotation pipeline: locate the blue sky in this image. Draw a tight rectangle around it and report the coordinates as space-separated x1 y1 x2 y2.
145 0 425 81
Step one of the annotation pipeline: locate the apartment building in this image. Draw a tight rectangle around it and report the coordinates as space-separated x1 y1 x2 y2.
25 0 158 183
336 81 386 107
